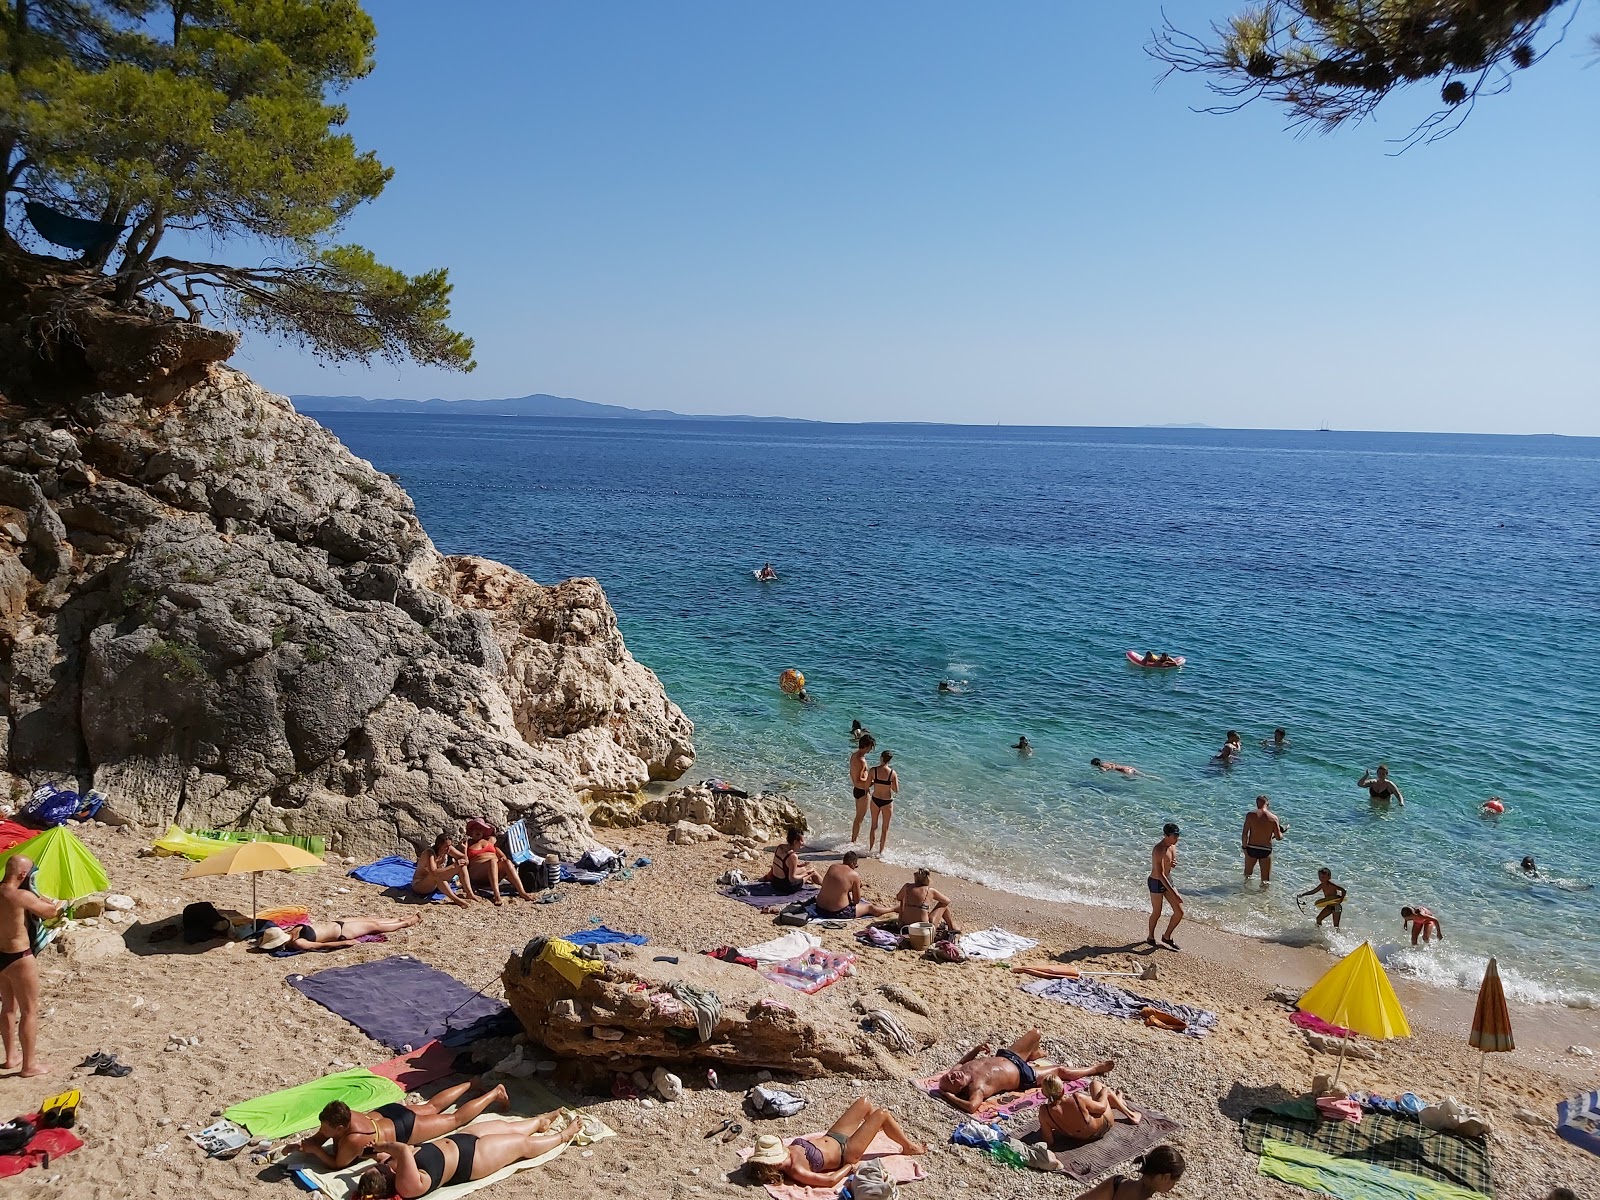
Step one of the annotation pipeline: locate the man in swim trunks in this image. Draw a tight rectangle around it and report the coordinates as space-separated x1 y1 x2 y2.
1242 795 1289 884
1091 758 1139 777
298 1084 510 1169
1146 823 1183 951
1297 867 1346 929
849 735 875 843
0 856 65 1078
1358 764 1405 806
1400 905 1443 944
814 852 894 919
935 1029 1113 1113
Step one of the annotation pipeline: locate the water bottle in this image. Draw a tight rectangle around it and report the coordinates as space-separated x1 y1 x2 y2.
706 1068 720 1090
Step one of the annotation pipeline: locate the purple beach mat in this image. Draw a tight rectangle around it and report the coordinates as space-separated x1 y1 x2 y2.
286 954 506 1052
719 882 820 909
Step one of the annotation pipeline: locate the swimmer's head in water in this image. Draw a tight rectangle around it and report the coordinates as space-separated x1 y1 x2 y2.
1090 757 1102 767
1162 822 1180 839
1376 764 1389 777
1274 728 1286 741
1521 856 1536 872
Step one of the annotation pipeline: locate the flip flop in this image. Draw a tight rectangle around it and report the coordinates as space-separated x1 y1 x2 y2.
721 1122 744 1143
703 1118 734 1139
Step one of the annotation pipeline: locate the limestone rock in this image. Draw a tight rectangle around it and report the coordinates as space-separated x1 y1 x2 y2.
501 942 876 1077
667 820 719 845
593 785 805 843
0 351 694 858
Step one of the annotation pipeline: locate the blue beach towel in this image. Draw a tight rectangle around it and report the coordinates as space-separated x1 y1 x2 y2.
560 865 608 884
562 926 648 947
349 856 419 888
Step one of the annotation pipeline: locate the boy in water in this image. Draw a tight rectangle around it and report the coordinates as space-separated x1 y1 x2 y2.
1297 868 1346 929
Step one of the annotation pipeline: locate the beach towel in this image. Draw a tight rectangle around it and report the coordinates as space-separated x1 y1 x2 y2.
915 1073 1079 1122
0 1113 83 1179
1013 1105 1181 1181
1556 1089 1600 1157
1242 1106 1493 1194
291 1110 615 1200
370 1040 458 1090
738 930 822 966
560 864 608 884
1292 1009 1355 1039
287 955 507 1052
224 1068 403 1139
741 1131 927 1200
349 856 420 888
720 881 820 909
561 926 648 946
1020 976 1218 1037
958 928 1038 961
539 937 607 987
0 821 35 853
1259 1137 1492 1200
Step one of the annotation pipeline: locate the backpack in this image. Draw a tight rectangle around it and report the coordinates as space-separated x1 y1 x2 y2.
182 901 226 944
20 783 81 828
0 1118 35 1154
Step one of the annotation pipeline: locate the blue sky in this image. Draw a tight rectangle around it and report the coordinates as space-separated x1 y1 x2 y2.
244 3 1599 433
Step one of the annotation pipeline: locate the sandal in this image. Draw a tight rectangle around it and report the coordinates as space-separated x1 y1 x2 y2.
721 1122 744 1143
703 1118 734 1139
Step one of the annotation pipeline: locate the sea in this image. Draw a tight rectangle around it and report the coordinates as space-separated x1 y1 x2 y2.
318 414 1600 1010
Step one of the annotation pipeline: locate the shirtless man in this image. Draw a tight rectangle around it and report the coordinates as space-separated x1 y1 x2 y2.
1242 795 1288 883
848 735 876 843
890 868 959 933
0 856 66 1078
1037 1074 1141 1146
298 1084 509 1169
1358 764 1405 807
935 1029 1113 1113
1146 823 1183 951
813 852 893 920
1090 758 1139 777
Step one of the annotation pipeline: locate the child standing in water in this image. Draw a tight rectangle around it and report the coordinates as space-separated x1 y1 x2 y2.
1297 868 1347 929
1400 905 1443 944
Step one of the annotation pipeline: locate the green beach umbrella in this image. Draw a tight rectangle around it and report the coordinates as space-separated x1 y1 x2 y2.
0 825 111 900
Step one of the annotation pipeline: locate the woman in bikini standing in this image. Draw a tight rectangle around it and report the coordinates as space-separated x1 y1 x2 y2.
848 735 876 845
867 749 899 855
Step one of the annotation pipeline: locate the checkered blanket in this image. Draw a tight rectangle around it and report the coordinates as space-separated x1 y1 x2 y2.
1241 1107 1493 1195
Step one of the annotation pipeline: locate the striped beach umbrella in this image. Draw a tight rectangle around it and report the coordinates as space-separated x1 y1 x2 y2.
1468 957 1514 1105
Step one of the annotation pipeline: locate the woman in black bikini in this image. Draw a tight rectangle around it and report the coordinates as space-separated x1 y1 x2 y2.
353 1112 582 1197
1077 1145 1185 1198
259 912 421 953
297 1085 509 1170
762 828 821 895
745 1099 925 1189
867 750 899 855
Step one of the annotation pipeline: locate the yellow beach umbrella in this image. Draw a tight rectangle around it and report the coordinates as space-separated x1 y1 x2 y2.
1298 941 1412 1085
1468 957 1514 1105
184 841 324 935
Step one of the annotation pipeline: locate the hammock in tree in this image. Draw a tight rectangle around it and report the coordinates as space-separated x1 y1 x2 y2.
24 201 125 256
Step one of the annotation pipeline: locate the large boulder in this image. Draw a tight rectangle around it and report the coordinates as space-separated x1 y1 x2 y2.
592 784 806 842
0 359 694 858
500 940 879 1077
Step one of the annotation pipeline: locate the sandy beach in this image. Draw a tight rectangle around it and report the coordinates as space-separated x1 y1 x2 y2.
2 814 1596 1200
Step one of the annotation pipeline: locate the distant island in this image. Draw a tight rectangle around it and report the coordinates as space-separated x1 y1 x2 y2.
290 392 809 422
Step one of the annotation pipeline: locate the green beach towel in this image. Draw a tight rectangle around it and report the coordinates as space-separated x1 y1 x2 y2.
1260 1137 1492 1200
224 1068 402 1139
1242 1106 1493 1195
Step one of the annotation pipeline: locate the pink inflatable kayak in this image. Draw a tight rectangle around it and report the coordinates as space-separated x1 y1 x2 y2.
1126 650 1185 668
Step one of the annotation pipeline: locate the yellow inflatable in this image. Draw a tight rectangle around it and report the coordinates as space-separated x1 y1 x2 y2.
779 669 805 694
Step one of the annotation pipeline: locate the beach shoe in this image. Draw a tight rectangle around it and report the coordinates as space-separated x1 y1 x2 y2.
94 1054 133 1078
75 1051 113 1071
1162 938 1181 952
703 1118 734 1139
721 1122 744 1143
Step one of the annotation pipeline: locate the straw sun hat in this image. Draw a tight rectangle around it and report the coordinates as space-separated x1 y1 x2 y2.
257 926 291 951
749 1134 788 1166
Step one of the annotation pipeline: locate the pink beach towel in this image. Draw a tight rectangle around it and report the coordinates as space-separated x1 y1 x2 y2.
1291 1011 1354 1039
742 1132 926 1200
370 1040 457 1090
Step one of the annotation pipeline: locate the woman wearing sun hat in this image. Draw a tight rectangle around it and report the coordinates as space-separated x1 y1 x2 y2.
744 1099 925 1188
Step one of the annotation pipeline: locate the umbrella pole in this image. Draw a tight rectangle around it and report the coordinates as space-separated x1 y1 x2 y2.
1331 1035 1349 1089
1474 1053 1486 1107
252 872 260 945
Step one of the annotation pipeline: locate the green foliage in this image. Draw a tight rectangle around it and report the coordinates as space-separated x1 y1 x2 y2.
0 1 474 369
303 640 329 663
1150 1 1576 144
146 635 205 680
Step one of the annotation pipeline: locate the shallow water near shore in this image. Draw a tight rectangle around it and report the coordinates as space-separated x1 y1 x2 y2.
320 413 1600 1008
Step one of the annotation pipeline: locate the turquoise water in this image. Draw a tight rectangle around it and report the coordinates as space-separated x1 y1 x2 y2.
322 415 1600 1007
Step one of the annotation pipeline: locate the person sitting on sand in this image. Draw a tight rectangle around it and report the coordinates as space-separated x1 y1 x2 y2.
352 1112 581 1198
1358 764 1405 806
298 1084 510 1169
891 868 959 934
412 833 473 907
763 827 821 895
1077 1146 1186 1199
935 1030 1113 1113
1036 1073 1142 1147
1091 758 1139 777
745 1099 926 1189
1297 867 1347 929
258 914 421 953
464 820 533 905
1401 905 1443 944
814 852 894 920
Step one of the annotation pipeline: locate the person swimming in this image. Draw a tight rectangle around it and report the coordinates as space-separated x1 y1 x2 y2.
1091 758 1139 777
1013 736 1032 755
1261 728 1288 750
1521 855 1537 875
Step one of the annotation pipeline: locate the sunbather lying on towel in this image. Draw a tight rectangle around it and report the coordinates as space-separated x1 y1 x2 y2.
936 1029 1113 1113
257 914 420 953
1077 1144 1185 1198
745 1098 926 1189
296 1083 510 1169
352 1111 581 1198
1036 1074 1141 1147
414 834 474 907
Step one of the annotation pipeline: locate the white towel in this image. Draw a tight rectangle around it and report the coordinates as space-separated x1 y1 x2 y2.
958 928 1038 961
738 930 822 966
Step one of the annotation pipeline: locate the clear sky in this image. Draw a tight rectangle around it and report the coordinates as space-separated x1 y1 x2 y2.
244 2 1599 434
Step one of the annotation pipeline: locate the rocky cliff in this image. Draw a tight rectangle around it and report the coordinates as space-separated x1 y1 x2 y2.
0 286 693 857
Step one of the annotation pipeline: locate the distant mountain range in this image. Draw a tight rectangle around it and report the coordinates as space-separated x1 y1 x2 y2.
290 392 809 422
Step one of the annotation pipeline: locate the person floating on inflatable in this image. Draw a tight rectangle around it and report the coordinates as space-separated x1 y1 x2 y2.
755 562 778 582
1481 796 1506 815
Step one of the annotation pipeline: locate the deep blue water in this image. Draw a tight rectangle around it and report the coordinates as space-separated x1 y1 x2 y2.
320 415 1600 1006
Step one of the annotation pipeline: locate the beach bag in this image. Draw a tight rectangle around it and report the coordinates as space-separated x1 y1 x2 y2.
848 1160 897 1200
181 901 226 944
926 939 966 963
775 903 810 928
746 1085 807 1119
516 859 552 892
20 783 81 828
0 1117 35 1154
